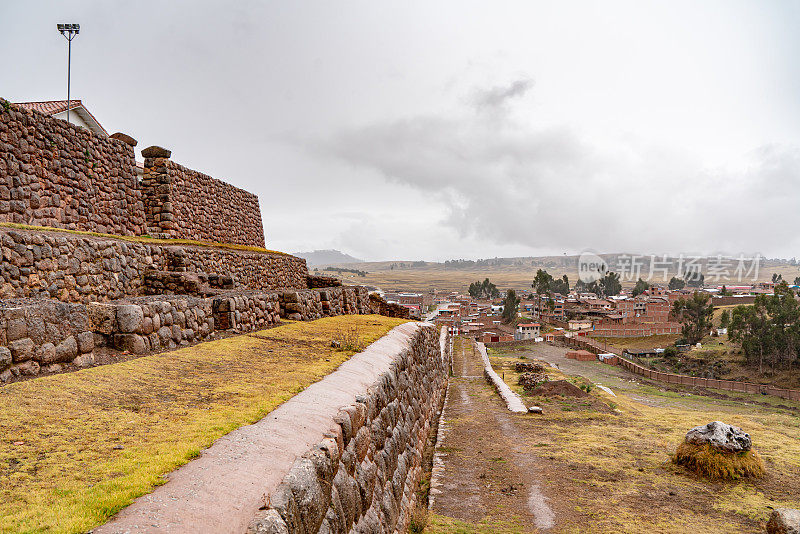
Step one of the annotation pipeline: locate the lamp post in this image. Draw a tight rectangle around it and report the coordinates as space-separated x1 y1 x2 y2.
57 23 80 124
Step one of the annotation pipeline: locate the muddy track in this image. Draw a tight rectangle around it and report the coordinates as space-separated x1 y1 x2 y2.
430 338 557 531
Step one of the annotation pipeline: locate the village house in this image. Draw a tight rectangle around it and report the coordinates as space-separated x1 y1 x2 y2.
515 322 541 341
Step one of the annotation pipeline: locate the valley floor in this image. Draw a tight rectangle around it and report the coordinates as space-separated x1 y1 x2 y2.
425 337 800 533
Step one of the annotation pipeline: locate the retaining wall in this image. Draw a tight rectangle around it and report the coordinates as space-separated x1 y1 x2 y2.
0 99 145 235
96 323 451 534
590 323 681 337
142 155 265 247
0 286 371 383
0 227 308 303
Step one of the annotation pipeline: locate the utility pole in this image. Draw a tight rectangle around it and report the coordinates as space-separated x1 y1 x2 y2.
57 24 80 123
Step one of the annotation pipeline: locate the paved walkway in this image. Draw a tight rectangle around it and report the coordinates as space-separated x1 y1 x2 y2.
430 338 555 531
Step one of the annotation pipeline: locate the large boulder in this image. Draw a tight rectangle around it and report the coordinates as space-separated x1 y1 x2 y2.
685 421 751 453
767 508 800 534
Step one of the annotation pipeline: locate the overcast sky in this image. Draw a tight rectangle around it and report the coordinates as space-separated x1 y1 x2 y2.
3 1 799 261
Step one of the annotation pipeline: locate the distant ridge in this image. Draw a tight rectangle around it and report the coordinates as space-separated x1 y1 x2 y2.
293 249 364 267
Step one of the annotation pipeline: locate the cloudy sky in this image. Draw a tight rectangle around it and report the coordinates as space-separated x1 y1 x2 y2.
3 1 799 261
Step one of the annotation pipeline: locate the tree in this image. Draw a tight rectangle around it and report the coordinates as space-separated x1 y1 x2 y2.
685 272 705 288
632 278 649 297
669 277 686 290
468 278 500 299
794 276 800 286
531 269 554 295
551 274 570 295
729 281 800 373
720 285 732 296
772 273 783 284
719 309 730 329
598 272 622 297
502 289 520 323
672 291 714 345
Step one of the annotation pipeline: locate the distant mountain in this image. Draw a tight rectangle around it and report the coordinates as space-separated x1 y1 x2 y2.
293 249 364 267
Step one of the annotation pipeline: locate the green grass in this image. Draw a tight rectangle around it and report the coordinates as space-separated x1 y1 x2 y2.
0 222 287 256
0 315 408 533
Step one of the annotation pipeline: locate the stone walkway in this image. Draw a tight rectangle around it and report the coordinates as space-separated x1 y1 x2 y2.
430 338 555 531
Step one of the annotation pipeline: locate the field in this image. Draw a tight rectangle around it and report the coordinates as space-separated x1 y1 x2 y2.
477 343 800 533
320 260 800 295
0 315 408 534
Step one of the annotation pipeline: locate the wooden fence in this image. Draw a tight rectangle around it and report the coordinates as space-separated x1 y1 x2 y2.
564 336 800 402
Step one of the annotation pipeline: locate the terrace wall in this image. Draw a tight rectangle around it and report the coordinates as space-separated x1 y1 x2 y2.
0 99 145 235
0 227 308 303
0 286 371 383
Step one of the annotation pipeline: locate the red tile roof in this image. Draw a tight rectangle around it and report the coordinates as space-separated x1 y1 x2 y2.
15 100 82 115
14 100 108 136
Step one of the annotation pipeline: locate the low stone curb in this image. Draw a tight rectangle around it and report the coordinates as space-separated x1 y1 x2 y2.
475 341 528 413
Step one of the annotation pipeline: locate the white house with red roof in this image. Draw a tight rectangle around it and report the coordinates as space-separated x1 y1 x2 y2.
14 100 108 137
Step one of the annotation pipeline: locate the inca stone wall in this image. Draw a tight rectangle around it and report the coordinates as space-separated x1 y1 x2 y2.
95 323 451 534
249 324 450 534
0 99 145 235
0 228 307 303
0 287 372 383
142 151 265 247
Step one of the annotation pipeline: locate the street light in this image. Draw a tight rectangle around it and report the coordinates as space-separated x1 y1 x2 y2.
57 23 80 124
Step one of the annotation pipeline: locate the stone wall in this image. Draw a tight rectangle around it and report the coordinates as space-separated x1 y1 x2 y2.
0 99 145 235
0 299 95 381
0 287 372 383
141 149 265 247
0 227 308 303
248 324 450 534
95 322 451 534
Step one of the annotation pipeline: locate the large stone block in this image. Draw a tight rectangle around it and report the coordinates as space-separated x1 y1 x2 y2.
116 305 144 334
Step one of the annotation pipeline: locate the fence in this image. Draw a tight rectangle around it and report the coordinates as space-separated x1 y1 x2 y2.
564 336 800 402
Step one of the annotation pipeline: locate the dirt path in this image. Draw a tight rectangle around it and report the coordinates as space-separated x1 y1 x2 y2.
430 337 558 531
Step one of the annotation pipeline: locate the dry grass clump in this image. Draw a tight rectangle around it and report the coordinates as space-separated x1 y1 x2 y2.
673 441 765 480
408 503 429 533
332 326 364 352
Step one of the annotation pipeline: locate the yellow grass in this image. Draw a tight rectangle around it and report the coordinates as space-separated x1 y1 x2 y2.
0 315 409 534
673 442 765 480
486 348 800 530
0 222 288 256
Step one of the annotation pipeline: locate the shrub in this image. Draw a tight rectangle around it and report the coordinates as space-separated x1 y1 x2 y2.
673 442 765 480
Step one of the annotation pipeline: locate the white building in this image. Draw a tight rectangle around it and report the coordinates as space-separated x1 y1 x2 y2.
515 322 541 341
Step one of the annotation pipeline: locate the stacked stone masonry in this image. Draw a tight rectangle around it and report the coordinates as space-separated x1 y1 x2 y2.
0 287 371 382
142 155 265 247
0 228 307 303
249 324 451 534
0 100 145 235
1 100 266 247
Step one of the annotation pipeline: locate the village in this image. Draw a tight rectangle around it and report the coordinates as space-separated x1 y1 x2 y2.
381 277 784 347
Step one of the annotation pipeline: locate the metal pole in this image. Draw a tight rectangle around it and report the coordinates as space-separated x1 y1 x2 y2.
67 36 71 124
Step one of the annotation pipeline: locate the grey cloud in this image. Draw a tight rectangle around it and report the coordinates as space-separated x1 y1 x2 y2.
320 87 800 257
471 78 534 112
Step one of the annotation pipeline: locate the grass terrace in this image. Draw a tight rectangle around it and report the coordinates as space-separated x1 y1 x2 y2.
0 314 409 534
